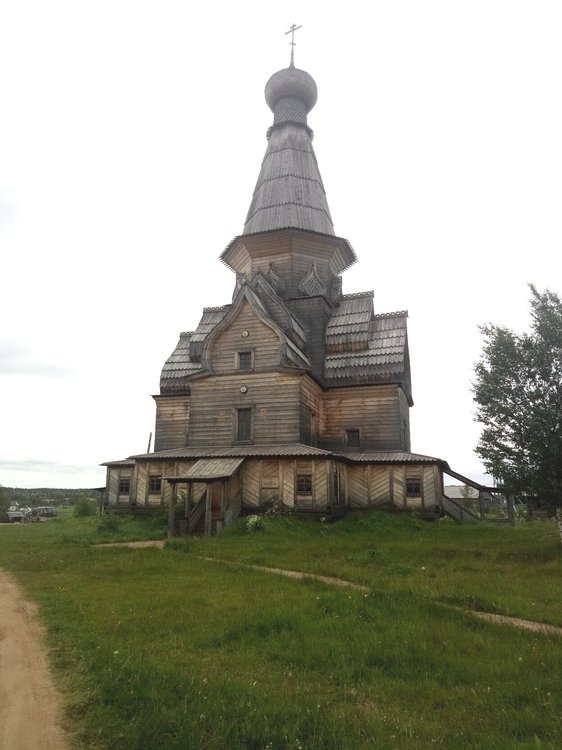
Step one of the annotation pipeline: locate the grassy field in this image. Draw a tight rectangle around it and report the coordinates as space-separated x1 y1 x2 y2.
0 510 560 749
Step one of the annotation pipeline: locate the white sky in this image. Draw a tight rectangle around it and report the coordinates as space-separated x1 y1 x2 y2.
1 1 561 489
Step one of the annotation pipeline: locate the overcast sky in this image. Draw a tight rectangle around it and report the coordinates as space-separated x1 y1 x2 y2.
1 1 561 489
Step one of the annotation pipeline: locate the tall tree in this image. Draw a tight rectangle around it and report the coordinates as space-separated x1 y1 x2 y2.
473 286 562 510
0 485 9 518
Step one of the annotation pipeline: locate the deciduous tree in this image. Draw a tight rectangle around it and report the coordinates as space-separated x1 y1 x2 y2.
473 286 562 510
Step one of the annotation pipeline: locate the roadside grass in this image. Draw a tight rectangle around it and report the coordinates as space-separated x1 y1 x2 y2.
0 511 560 749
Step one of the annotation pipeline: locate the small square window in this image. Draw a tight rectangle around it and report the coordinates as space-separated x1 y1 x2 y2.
236 407 252 442
296 475 313 496
118 479 130 495
149 476 162 494
238 351 253 371
345 429 361 448
406 479 422 496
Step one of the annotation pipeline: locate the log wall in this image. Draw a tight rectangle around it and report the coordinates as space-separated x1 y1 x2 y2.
322 384 403 451
188 372 302 446
154 395 190 451
209 300 282 374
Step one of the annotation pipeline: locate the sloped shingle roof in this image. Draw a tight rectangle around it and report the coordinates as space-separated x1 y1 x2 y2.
324 308 411 401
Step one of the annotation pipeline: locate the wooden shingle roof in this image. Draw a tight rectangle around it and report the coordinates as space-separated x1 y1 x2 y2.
325 292 374 350
324 306 411 402
243 67 335 236
160 332 203 392
160 307 230 392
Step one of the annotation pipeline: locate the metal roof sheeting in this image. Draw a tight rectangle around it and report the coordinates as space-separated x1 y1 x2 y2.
184 457 245 480
129 444 333 461
103 448 448 468
335 451 446 465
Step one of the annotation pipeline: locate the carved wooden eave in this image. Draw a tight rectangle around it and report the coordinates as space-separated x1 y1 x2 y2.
298 263 327 297
250 270 307 348
200 284 311 373
265 262 285 295
220 228 357 278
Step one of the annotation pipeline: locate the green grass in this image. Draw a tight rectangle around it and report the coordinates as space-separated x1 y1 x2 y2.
0 511 560 749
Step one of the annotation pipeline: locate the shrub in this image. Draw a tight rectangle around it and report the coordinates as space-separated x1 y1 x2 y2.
74 498 97 517
246 514 264 532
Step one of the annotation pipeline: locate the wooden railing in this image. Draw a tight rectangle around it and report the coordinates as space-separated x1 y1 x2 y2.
442 495 480 523
188 490 207 533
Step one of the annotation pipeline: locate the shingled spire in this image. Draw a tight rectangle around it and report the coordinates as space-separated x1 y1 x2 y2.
243 62 335 236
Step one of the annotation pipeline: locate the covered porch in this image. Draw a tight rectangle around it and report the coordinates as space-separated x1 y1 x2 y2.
166 457 244 536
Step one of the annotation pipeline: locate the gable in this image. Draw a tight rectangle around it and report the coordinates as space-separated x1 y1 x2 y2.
207 299 282 374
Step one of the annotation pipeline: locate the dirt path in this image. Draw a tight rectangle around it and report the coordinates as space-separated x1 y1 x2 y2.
471 611 562 637
0 569 70 750
94 541 562 635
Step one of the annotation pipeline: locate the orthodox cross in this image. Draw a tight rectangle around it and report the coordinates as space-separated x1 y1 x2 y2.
285 23 302 66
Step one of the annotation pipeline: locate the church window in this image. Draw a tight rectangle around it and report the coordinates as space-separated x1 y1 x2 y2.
296 475 313 496
236 407 253 442
237 351 253 371
149 476 162 494
118 478 130 495
345 429 361 448
406 478 422 496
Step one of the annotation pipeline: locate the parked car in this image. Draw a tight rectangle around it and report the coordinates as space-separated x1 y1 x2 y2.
4 510 25 523
26 506 58 521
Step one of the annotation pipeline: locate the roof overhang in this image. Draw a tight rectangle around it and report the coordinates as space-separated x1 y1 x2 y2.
165 457 245 482
220 229 357 277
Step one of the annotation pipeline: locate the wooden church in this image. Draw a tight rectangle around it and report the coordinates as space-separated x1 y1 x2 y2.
102 53 454 531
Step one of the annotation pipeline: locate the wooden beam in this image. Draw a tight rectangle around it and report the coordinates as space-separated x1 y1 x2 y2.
167 482 176 539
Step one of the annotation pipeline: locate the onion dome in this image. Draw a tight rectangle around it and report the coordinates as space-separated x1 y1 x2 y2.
265 66 318 125
243 63 334 236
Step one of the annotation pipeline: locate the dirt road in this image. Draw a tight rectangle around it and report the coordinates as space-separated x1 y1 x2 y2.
0 569 70 750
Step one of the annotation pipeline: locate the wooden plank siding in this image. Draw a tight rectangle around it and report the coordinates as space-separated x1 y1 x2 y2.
322 384 403 451
371 466 391 505
300 376 323 446
135 464 148 507
346 465 396 507
398 389 411 451
109 456 442 519
106 467 136 506
241 461 260 506
260 460 280 505
282 461 295 507
107 470 120 505
188 373 302 446
224 231 347 300
392 466 406 508
314 461 328 510
287 297 332 381
208 300 282 374
347 465 370 507
424 465 443 511
154 395 190 451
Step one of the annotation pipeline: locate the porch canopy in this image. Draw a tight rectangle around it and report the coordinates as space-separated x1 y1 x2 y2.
165 457 245 484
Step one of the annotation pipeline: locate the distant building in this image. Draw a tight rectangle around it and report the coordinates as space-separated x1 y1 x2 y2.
444 485 479 501
102 55 468 530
